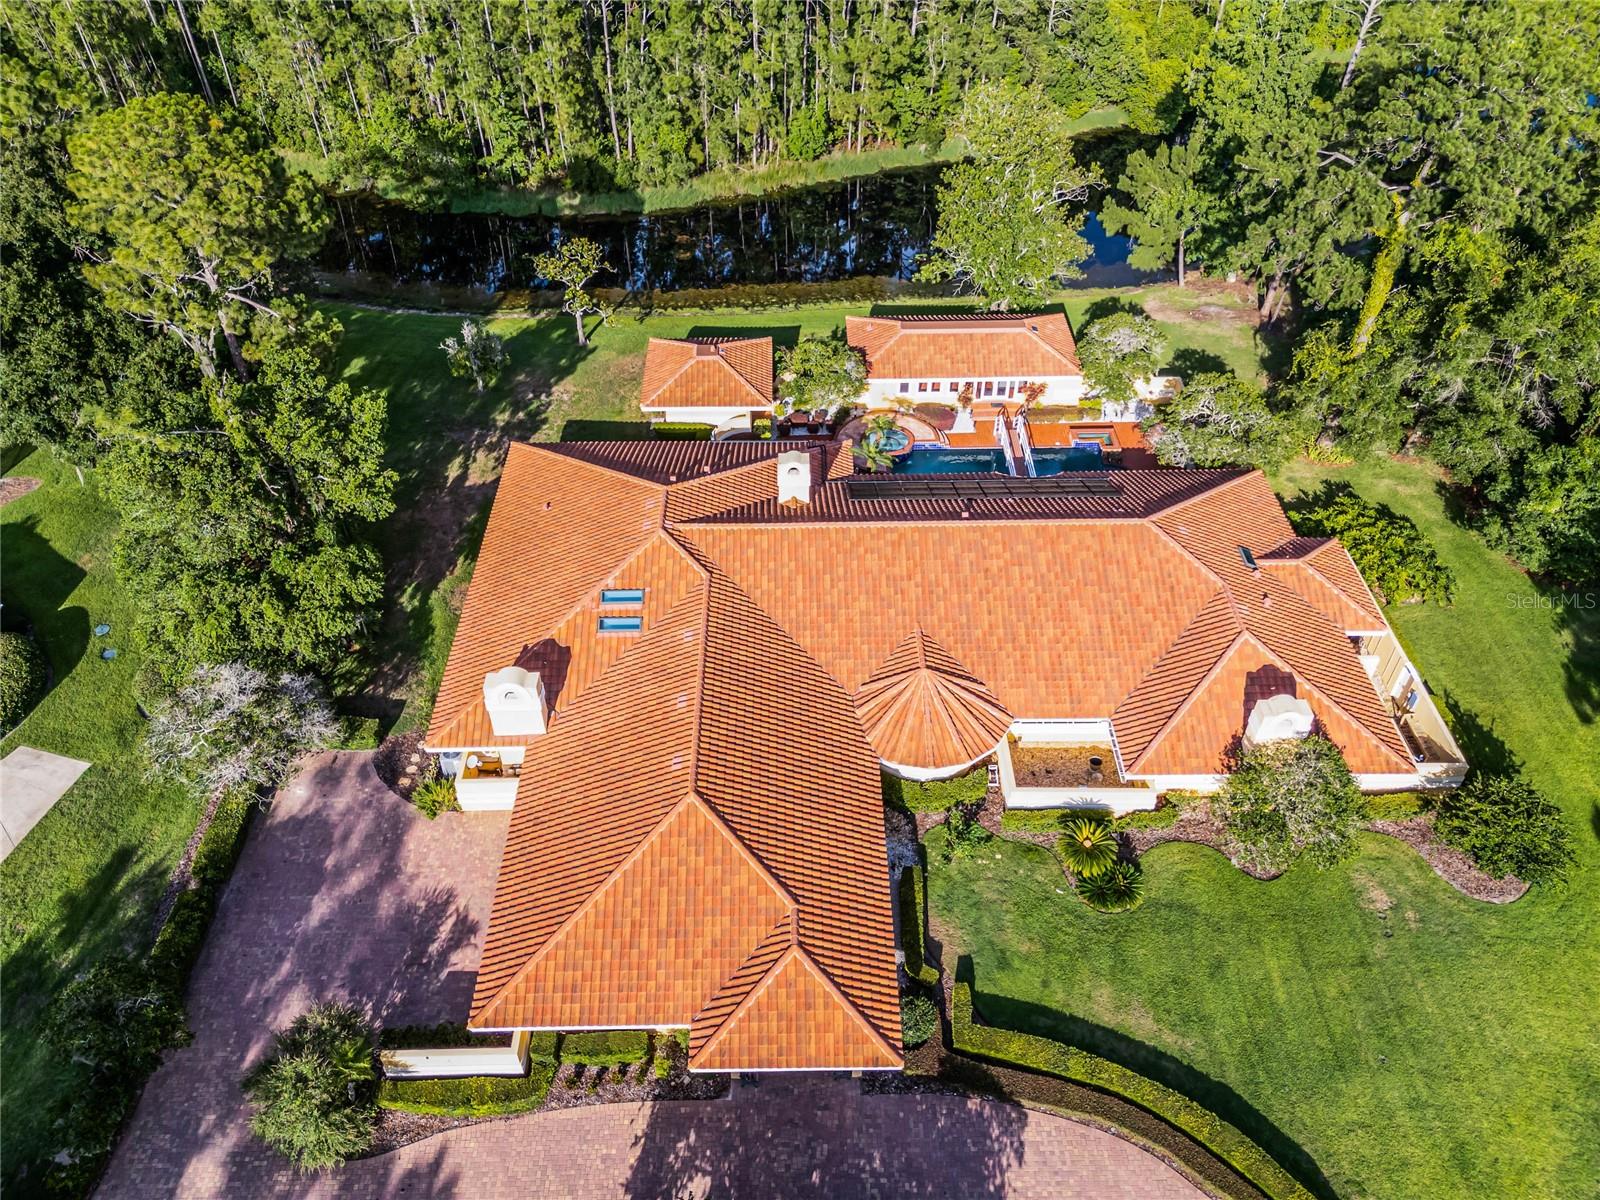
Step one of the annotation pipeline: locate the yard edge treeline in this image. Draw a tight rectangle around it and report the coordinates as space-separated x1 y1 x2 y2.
2 0 1219 201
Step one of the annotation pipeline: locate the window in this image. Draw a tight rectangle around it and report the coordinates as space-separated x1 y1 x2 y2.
598 615 643 632
899 382 910 394
949 381 959 393
983 381 994 396
917 381 928 393
600 588 645 605
931 382 941 392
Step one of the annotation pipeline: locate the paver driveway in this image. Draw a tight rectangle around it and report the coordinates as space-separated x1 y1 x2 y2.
98 750 510 1198
98 752 1205 1200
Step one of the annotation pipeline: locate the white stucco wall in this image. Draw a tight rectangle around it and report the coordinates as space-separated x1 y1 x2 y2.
644 405 765 427
864 375 1087 408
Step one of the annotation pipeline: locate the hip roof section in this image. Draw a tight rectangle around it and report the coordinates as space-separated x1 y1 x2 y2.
846 311 1082 378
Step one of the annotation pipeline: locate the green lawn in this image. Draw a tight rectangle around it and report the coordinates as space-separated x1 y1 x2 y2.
326 281 1266 728
0 450 197 1188
929 455 1600 1199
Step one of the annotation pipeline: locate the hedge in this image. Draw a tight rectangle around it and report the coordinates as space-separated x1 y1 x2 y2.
1116 803 1183 831
650 422 714 441
882 765 988 814
148 797 255 984
378 1064 554 1116
560 1029 650 1066
528 1031 559 1065
951 984 1312 1200
0 629 45 731
1364 791 1425 821
999 809 1071 834
897 864 939 986
379 1022 512 1050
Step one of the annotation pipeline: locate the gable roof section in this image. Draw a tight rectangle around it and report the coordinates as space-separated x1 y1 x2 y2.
854 630 1013 769
640 336 774 410
845 312 1081 379
1259 536 1386 631
426 443 664 747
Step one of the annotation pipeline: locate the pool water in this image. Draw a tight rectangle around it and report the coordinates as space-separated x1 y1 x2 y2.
1031 445 1106 475
894 448 1009 474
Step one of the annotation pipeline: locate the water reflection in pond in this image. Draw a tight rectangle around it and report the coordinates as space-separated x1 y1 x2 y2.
317 165 1152 296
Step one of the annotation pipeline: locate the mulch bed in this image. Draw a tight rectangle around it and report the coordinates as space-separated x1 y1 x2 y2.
372 731 434 801
1367 815 1528 903
0 476 41 507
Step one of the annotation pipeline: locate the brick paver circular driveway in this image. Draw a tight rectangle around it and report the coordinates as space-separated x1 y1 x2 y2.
96 754 1205 1199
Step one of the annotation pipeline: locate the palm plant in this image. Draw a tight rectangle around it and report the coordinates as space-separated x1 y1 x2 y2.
1076 861 1146 912
1057 817 1119 879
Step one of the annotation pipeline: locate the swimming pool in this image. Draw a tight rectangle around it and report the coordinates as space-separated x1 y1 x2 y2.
894 448 1010 474
1031 444 1106 475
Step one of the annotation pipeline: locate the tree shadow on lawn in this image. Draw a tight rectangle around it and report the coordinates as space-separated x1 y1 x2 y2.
970 986 1337 1200
1435 688 1522 778
0 515 90 698
342 313 594 714
1542 579 1600 726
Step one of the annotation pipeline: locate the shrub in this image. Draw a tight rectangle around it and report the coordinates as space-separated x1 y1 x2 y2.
1078 311 1166 408
1215 735 1364 873
244 1003 377 1169
559 1029 649 1067
776 336 867 413
1143 371 1299 470
950 983 1312 1200
999 808 1071 834
1433 774 1575 886
752 417 774 439
900 991 938 1047
377 1065 554 1116
338 715 382 750
40 957 191 1077
1290 488 1454 605
897 864 939 986
1115 801 1183 831
1077 861 1146 912
411 775 459 819
650 421 714 441
1056 817 1119 879
149 796 254 983
882 765 988 813
527 1030 559 1065
0 629 45 730
1364 791 1425 821
939 802 993 863
144 663 339 796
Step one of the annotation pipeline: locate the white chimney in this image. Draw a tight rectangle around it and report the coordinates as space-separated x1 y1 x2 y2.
482 665 547 736
1244 694 1314 747
776 449 811 506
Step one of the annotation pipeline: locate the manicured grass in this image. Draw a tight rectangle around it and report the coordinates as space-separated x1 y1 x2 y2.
929 454 1600 1199
0 450 197 1188
325 283 1265 728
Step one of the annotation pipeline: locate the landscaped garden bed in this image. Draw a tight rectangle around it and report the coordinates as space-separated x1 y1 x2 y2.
1008 743 1128 788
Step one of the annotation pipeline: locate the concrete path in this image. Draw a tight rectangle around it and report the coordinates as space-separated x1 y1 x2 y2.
0 745 91 862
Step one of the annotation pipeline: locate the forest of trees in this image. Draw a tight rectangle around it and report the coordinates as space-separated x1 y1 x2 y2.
2 0 1223 198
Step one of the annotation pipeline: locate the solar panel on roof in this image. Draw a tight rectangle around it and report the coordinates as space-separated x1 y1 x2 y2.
844 474 1122 501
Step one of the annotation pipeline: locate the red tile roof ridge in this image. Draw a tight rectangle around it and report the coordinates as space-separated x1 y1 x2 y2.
1123 629 1249 774
642 336 771 409
472 787 796 1028
1144 466 1269 517
688 913 797 1059
688 942 900 1070
853 629 1014 768
1271 538 1386 629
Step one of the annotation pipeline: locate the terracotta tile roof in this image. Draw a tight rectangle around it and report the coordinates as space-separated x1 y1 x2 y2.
846 312 1081 379
854 630 1014 769
441 443 1421 1070
1259 537 1386 630
640 337 774 410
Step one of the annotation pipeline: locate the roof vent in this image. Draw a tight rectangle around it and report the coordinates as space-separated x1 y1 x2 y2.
482 665 547 737
777 448 811 506
1244 694 1314 747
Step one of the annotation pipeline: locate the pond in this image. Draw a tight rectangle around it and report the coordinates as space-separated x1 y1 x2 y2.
316 164 1154 298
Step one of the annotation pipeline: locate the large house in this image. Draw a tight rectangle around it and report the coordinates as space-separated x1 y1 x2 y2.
423 438 1465 1072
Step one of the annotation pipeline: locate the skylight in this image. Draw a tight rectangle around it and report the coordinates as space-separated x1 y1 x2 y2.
598 615 643 632
600 588 646 604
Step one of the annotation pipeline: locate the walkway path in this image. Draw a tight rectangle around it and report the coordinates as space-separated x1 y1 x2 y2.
0 745 91 862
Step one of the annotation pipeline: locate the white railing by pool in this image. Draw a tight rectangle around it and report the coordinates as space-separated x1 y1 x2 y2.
1013 413 1036 476
993 413 1016 474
